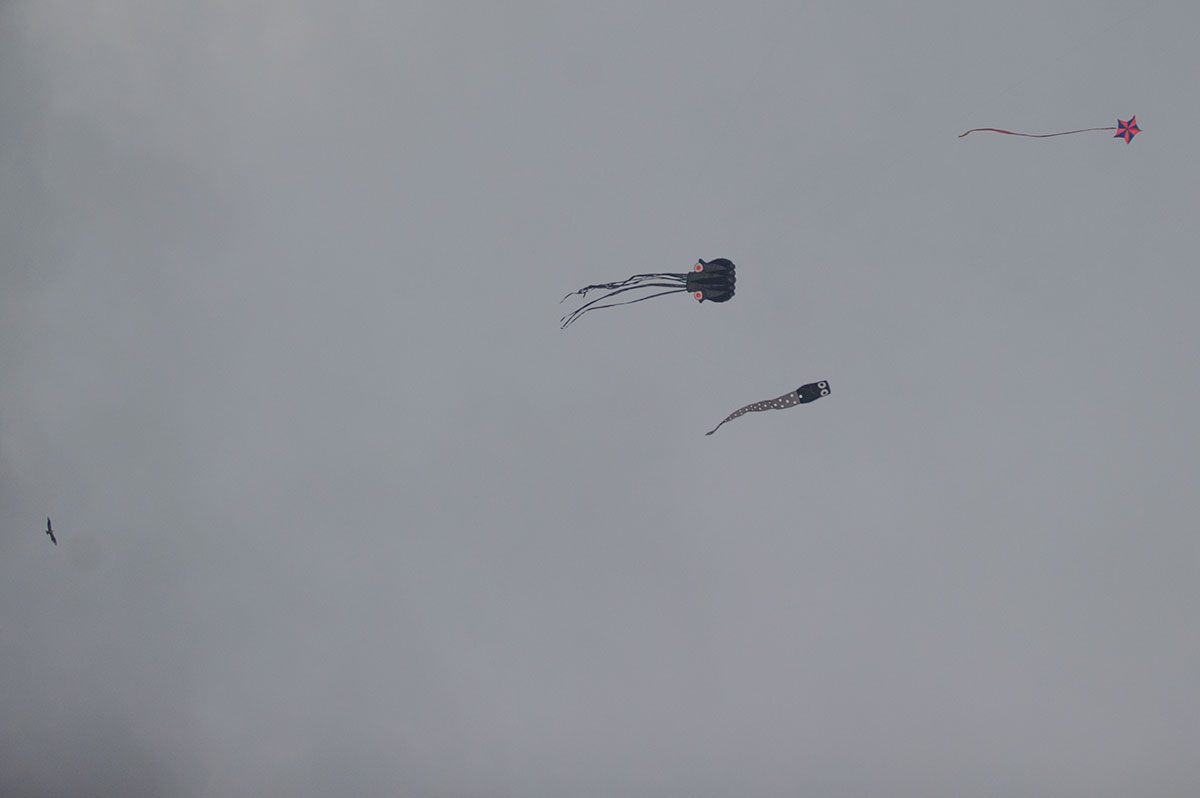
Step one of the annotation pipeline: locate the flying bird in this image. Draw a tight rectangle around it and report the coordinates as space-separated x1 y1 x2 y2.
45 517 57 546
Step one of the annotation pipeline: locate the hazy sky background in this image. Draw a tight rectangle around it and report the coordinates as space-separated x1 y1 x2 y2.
3 1 1197 795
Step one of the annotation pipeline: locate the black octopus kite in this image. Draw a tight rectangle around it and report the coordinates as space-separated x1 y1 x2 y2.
706 380 830 436
560 258 735 328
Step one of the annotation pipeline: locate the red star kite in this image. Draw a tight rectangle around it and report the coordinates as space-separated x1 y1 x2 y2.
960 116 1140 143
1114 116 1140 143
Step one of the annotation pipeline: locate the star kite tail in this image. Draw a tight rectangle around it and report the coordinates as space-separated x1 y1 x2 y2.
958 126 1115 139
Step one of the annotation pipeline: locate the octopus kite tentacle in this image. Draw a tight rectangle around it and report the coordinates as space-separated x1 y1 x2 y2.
560 273 688 302
559 284 690 328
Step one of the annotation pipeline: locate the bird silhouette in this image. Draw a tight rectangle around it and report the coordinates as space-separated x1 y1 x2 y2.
45 517 57 546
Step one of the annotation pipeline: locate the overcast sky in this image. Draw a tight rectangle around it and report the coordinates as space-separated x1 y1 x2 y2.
3 2 1198 796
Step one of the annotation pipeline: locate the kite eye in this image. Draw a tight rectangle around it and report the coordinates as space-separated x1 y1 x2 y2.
818 382 827 389
695 292 704 300
820 389 829 396
695 262 704 271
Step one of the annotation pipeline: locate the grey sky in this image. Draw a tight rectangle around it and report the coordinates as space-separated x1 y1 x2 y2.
3 1 1197 795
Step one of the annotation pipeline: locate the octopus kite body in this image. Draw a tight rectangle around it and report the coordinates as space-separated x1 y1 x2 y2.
706 380 830 436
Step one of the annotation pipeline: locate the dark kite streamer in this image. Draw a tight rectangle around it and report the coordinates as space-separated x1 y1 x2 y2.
706 380 830 436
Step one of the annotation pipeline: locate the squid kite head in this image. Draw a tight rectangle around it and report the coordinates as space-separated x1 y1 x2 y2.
796 381 831 403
